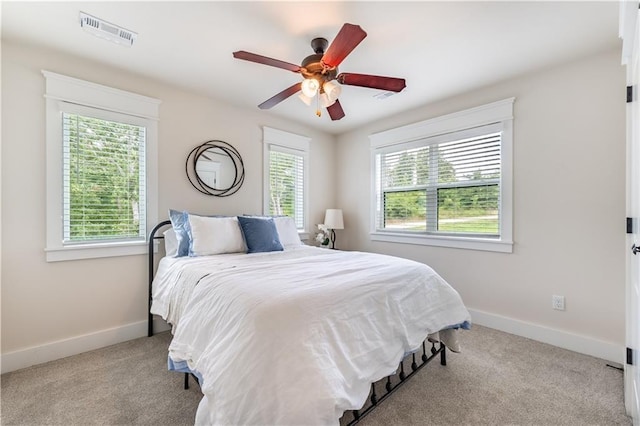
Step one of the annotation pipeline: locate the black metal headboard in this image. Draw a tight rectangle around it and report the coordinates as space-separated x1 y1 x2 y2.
148 219 172 337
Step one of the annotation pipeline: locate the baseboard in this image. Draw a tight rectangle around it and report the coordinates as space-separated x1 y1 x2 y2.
469 308 624 364
2 310 624 373
1 317 170 374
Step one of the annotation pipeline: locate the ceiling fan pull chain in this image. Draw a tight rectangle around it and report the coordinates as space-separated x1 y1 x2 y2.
316 92 321 117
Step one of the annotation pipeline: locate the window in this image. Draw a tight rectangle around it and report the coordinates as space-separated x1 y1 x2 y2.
370 98 514 253
44 71 160 261
263 127 310 235
62 111 146 243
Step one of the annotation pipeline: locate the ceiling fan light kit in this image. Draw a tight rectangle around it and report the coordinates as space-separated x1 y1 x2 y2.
319 92 332 108
232 23 406 121
323 80 341 103
298 92 313 106
301 78 320 97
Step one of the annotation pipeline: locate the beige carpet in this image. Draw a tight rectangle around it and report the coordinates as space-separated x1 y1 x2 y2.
0 325 632 425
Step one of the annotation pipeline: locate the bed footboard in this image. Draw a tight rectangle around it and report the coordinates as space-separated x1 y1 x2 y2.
180 337 448 424
343 340 446 425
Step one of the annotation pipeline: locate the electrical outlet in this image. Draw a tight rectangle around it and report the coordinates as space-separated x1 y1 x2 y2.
552 295 565 311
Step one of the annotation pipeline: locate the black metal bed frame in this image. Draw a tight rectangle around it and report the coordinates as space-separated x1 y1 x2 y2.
148 219 171 338
147 220 447 425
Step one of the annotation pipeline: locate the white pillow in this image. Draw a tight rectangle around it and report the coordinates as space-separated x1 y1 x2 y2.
274 216 302 248
188 215 246 256
163 228 178 257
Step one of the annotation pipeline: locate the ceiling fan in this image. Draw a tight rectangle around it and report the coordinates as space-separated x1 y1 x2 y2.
232 23 406 121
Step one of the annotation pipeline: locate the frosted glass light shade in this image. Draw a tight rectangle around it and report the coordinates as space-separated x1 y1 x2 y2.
324 209 344 230
301 78 319 97
298 93 313 106
319 92 336 108
323 80 342 102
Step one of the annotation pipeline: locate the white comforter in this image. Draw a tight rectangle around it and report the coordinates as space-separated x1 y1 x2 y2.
151 246 470 425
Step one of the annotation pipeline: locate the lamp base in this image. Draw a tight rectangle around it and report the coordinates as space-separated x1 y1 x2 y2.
330 229 337 249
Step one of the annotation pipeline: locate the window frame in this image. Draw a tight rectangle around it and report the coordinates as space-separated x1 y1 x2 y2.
369 98 514 253
263 127 310 240
43 71 160 262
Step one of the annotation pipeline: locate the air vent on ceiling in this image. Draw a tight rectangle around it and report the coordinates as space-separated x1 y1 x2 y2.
79 12 137 47
373 91 396 100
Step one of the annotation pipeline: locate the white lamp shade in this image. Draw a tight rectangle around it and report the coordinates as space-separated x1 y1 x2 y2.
301 78 319 97
323 80 342 102
298 92 313 106
319 92 336 108
324 209 344 230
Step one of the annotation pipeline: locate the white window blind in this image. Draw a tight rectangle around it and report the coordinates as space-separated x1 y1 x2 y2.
370 98 513 252
376 127 501 237
62 112 147 243
268 147 305 229
263 127 310 234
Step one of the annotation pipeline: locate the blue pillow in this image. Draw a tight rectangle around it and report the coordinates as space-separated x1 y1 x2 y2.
169 209 190 257
237 216 283 254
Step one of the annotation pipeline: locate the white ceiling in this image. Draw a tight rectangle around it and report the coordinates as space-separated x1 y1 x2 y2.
1 1 622 135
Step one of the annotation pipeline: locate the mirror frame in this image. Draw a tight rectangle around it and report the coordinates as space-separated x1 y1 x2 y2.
186 140 245 197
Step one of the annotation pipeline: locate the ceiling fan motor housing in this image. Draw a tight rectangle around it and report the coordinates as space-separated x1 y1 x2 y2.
301 38 338 82
311 37 328 54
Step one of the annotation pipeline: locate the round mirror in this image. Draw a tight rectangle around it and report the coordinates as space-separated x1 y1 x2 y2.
186 140 244 196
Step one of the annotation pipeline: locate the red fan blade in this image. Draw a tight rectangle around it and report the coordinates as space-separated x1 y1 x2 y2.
321 24 367 68
233 51 301 73
258 82 302 109
337 73 406 92
326 99 345 121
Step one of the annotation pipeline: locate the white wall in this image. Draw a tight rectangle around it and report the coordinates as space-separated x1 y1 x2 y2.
336 48 627 362
0 41 336 370
0 39 628 370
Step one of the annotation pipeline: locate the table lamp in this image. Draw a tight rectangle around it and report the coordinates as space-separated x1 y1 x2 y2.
324 209 344 249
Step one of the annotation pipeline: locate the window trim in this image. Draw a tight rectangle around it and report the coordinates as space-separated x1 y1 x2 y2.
369 98 514 253
43 70 160 262
263 127 310 239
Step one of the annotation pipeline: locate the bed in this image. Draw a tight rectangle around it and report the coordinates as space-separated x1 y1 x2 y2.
148 213 471 425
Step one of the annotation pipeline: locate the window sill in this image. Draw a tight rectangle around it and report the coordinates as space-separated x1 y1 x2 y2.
45 241 148 262
370 231 513 253
299 231 310 242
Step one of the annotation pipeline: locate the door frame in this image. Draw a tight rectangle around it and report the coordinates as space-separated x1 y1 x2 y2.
621 1 640 423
